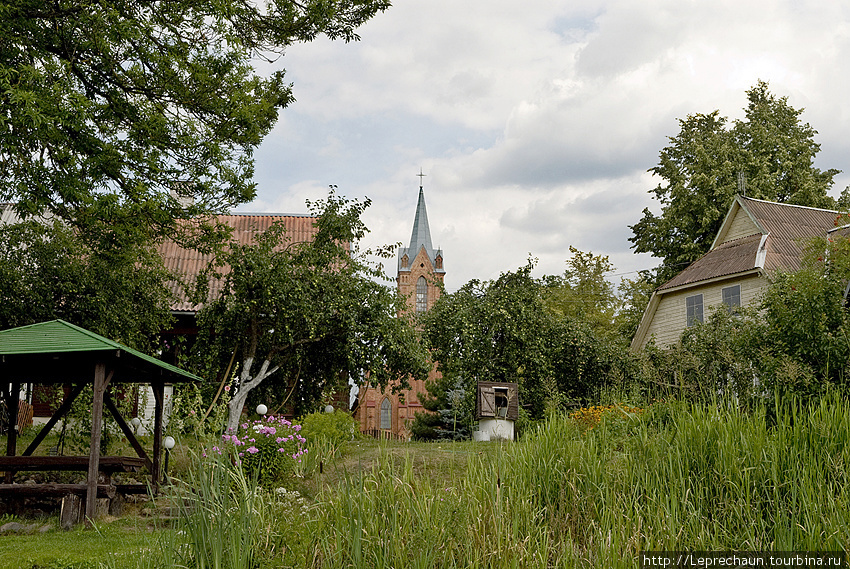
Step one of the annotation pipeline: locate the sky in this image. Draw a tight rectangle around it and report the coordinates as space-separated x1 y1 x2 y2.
238 0 850 292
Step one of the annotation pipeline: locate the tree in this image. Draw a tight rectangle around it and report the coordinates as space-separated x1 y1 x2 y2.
757 232 850 392
630 81 841 284
0 218 174 351
193 190 431 432
541 246 619 340
420 261 631 420
0 0 390 248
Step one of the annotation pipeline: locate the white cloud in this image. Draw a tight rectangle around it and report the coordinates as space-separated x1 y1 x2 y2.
244 0 850 290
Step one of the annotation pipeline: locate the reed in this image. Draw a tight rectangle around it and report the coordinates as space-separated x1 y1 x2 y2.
292 394 850 568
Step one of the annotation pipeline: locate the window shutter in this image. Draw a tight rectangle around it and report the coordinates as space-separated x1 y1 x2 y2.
479 385 496 417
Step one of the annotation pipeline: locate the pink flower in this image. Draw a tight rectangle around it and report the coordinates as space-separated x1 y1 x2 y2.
247 446 259 454
224 385 231 392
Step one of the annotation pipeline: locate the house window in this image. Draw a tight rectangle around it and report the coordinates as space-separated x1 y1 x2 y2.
686 294 703 327
722 285 741 313
380 398 391 430
416 276 428 313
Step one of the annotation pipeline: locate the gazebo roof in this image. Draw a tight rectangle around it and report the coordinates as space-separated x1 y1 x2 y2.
0 319 200 384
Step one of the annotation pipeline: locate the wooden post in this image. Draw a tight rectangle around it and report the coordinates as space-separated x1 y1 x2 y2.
151 382 164 494
85 363 108 526
4 381 20 483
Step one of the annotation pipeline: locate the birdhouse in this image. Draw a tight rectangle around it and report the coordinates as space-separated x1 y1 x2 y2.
475 381 518 441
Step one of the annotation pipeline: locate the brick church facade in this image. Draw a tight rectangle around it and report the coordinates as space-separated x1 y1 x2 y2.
354 180 444 439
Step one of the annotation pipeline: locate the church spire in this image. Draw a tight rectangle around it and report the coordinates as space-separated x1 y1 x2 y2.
398 170 444 275
408 182 434 258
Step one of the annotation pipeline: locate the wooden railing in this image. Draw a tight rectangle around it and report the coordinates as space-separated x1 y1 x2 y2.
360 429 405 441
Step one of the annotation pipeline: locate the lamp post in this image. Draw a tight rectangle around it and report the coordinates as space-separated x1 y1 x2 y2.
130 417 141 435
163 435 175 484
256 404 268 416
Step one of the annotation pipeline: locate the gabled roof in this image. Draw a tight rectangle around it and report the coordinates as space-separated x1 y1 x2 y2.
158 213 320 313
658 234 765 291
398 185 445 273
666 196 838 292
632 196 842 350
0 320 200 383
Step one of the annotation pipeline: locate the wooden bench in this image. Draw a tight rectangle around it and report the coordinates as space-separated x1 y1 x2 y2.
0 455 145 486
0 455 145 474
0 457 151 527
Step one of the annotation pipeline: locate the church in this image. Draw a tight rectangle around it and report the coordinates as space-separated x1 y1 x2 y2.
354 176 445 439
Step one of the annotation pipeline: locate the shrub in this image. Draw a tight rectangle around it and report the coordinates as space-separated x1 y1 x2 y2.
299 410 357 447
211 415 307 487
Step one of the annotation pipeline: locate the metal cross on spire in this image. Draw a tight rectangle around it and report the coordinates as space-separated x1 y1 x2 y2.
417 168 426 189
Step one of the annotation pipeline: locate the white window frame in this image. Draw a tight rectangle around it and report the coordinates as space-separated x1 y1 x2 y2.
415 276 428 313
686 294 703 327
722 284 741 313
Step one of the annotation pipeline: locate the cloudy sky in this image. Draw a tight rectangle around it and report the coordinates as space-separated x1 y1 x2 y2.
239 0 850 292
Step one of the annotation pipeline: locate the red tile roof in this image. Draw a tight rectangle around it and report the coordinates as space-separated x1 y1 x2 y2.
159 214 320 313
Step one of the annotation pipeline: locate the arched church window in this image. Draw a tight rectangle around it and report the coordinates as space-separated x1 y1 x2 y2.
416 276 428 313
380 398 391 430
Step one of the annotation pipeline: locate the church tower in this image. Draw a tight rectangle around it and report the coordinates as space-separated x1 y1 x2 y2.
354 173 444 439
397 178 445 314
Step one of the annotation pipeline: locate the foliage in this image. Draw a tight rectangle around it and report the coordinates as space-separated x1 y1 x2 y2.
212 415 307 487
0 0 390 249
630 81 841 284
161 451 305 569
756 233 850 392
569 403 644 433
289 395 850 567
168 382 231 440
300 410 357 448
193 189 431 432
63 385 139 455
0 220 173 350
541 246 619 339
613 273 655 342
422 261 634 420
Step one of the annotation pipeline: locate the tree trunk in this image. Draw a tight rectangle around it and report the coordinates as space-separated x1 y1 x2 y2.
226 356 278 433
227 389 251 433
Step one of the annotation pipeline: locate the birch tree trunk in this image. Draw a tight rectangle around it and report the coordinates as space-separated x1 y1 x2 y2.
226 356 279 433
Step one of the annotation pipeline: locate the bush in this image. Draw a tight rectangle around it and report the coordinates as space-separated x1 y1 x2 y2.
299 410 356 448
212 415 307 487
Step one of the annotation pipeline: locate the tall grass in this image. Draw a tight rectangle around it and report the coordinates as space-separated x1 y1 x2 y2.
293 395 850 568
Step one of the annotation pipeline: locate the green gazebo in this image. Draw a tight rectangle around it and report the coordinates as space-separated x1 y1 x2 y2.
0 320 200 524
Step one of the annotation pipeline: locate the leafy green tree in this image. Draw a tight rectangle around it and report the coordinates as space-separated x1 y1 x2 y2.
421 261 632 420
756 233 850 392
630 81 841 284
0 0 390 248
193 190 431 432
0 219 173 350
613 273 655 342
541 247 618 339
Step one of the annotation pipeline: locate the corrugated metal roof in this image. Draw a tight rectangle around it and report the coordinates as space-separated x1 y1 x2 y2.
158 214 321 312
0 319 115 354
659 234 763 290
743 198 838 273
658 197 840 291
0 320 200 381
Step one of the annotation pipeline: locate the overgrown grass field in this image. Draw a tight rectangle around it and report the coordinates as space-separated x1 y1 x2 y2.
4 395 849 568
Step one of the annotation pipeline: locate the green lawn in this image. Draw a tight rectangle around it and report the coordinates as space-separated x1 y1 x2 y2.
0 516 165 569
